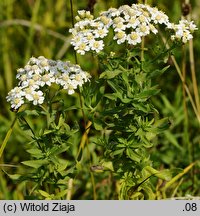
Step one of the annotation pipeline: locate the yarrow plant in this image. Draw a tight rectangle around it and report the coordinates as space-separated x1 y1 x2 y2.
68 3 197 199
5 3 197 200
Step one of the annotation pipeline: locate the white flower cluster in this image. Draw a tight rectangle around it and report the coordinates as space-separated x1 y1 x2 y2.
167 19 198 43
69 4 197 55
6 56 91 110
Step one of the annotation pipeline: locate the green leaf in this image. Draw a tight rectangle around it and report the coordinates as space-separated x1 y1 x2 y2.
48 145 69 156
22 159 49 169
104 93 117 101
144 166 172 181
140 183 155 200
132 102 150 113
93 118 104 130
126 148 141 163
38 190 50 198
151 117 171 133
148 65 170 79
164 131 183 151
55 190 68 199
7 174 21 180
43 129 56 135
134 88 160 101
26 148 43 158
100 69 122 79
17 110 39 117
135 73 146 85
111 148 124 157
107 80 123 95
102 161 114 171
145 132 156 141
162 163 195 192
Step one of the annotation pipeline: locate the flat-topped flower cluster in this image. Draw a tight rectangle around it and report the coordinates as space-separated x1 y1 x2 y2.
6 56 91 110
70 4 197 55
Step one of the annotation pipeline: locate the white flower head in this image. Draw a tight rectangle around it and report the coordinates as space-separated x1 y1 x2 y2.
126 17 140 29
40 72 55 87
26 90 45 105
7 57 91 109
70 3 197 54
89 40 104 53
167 19 197 43
94 27 109 38
113 31 127 44
74 41 90 55
10 97 25 110
127 32 142 45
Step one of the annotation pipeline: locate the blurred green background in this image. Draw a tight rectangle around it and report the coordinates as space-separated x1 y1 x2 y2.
0 0 200 199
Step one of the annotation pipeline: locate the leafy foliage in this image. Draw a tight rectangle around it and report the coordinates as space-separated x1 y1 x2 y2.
0 0 200 200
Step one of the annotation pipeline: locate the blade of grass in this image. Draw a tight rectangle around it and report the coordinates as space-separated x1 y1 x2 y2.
185 0 200 115
66 178 73 200
0 19 71 43
25 0 41 62
160 32 200 123
161 162 195 198
0 116 17 159
1 0 14 92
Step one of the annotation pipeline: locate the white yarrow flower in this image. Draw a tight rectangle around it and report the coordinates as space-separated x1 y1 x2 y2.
127 32 142 45
113 31 126 44
7 56 90 109
89 40 104 53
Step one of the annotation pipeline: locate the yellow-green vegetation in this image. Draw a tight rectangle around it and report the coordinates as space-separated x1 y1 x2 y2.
0 0 200 200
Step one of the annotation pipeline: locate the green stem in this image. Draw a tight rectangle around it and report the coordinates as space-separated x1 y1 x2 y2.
189 36 200 115
0 116 17 159
183 0 200 117
70 0 95 199
90 171 97 200
25 0 41 62
70 0 78 64
141 36 145 62
181 44 190 152
20 116 43 151
67 178 73 200
160 32 200 124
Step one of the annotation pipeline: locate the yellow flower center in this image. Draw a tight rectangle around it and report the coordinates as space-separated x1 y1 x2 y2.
33 93 40 100
42 74 50 82
116 31 125 39
130 33 138 40
93 41 100 48
62 74 69 81
14 98 20 104
75 74 81 81
33 74 40 81
79 43 86 50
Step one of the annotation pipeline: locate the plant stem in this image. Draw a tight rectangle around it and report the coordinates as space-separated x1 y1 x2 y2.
20 116 43 150
67 178 73 200
69 0 86 128
181 44 191 159
141 37 145 62
0 115 17 159
25 0 41 62
181 44 188 122
160 32 200 124
90 171 97 200
76 121 92 161
171 55 200 123
189 36 200 114
70 0 78 64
